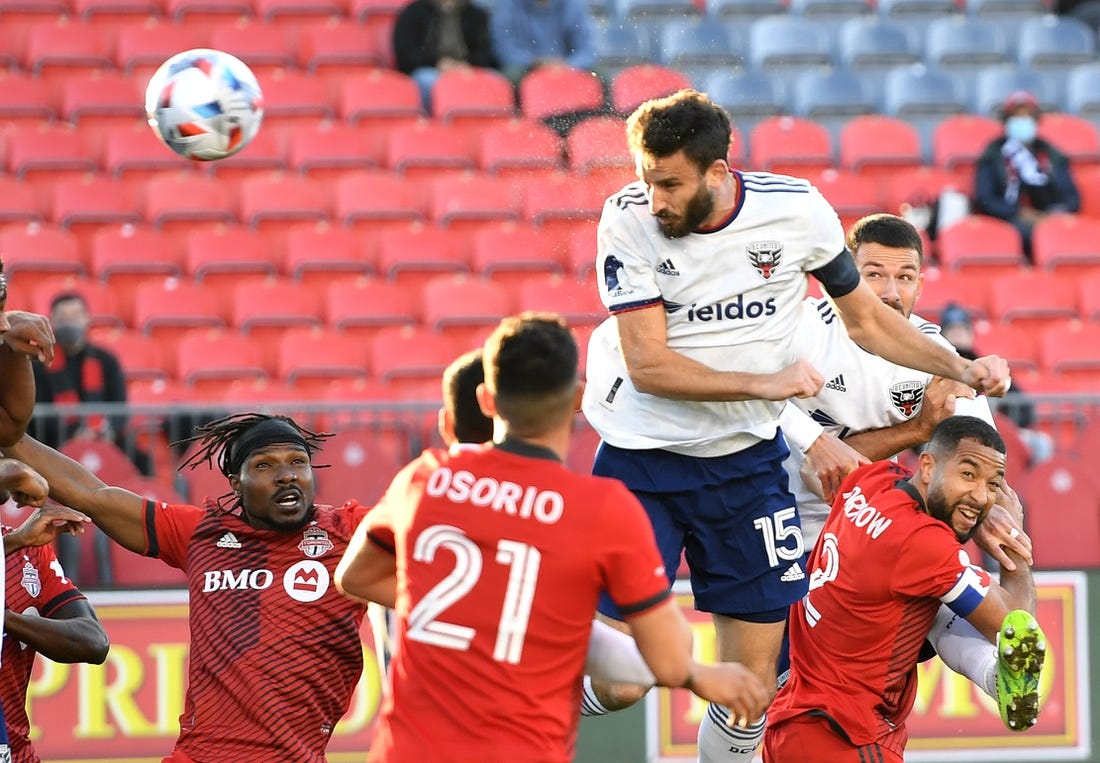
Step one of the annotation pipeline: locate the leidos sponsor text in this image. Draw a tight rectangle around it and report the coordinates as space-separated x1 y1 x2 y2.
686 295 777 322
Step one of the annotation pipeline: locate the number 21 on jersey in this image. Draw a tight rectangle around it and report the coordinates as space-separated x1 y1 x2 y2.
803 532 839 627
406 524 542 665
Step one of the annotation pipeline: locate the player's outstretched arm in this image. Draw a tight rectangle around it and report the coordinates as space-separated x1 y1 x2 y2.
628 599 770 723
833 282 1010 397
3 504 91 555
1 436 147 554
335 514 397 609
0 311 54 446
4 601 109 665
617 307 824 402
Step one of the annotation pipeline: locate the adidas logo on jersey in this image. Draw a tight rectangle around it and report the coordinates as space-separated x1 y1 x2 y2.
780 563 805 583
825 374 847 392
655 258 680 276
216 532 242 549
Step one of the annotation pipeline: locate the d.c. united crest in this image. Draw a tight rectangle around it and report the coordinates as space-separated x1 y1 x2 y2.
890 380 925 418
747 241 783 280
298 525 334 558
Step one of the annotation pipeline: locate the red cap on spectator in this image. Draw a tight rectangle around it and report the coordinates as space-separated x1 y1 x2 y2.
1001 90 1040 116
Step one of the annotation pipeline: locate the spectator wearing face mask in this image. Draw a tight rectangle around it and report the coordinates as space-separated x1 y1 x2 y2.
974 90 1080 260
30 292 151 477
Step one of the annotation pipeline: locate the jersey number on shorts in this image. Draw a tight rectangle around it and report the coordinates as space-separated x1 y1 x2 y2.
802 532 839 627
752 506 805 568
407 524 541 665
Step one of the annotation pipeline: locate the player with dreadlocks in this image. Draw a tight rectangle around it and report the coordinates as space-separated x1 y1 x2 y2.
2 412 374 763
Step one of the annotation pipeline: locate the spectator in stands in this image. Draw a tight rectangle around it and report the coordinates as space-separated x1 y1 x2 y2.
974 90 1080 260
393 0 497 112
940 303 1054 465
489 0 597 85
29 292 151 477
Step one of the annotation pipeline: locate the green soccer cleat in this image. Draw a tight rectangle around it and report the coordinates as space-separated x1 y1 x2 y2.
997 609 1047 732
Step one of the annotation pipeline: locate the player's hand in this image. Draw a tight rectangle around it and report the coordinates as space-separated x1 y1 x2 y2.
763 361 824 401
973 500 1032 571
961 355 1011 397
917 376 975 438
0 458 49 507
7 504 91 551
686 662 770 726
3 311 55 364
804 433 869 505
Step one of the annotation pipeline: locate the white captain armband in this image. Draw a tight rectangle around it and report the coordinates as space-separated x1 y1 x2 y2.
779 402 825 453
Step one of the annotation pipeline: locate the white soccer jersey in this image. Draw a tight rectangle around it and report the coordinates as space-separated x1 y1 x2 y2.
581 172 846 457
785 296 956 547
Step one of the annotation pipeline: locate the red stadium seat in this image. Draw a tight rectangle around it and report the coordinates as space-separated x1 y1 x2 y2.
566 116 631 175
314 426 406 506
1030 213 1100 276
987 271 1079 327
471 222 565 288
5 123 98 182
51 175 142 232
276 326 370 387
562 220 599 277
376 223 471 290
878 165 966 218
522 171 606 227
519 65 606 123
177 442 234 505
286 122 381 178
132 278 227 340
516 273 606 327
749 116 833 176
230 277 323 335
802 169 883 231
915 270 992 323
609 64 692 116
283 222 373 283
91 328 170 381
176 328 268 390
348 0 403 23
431 67 516 127
421 274 514 345
369 325 463 384
0 0 68 31
184 226 280 286
0 175 44 225
23 20 112 87
297 18 385 74
70 0 162 25
114 22 203 77
1017 456 1100 569
335 170 425 231
88 223 180 302
253 0 343 25
566 419 602 474
0 223 85 280
208 22 295 76
31 276 125 329
1038 112 1100 171
838 115 923 179
325 276 419 339
1079 272 1100 320
238 172 331 230
932 114 1002 186
428 174 519 231
145 173 237 231
477 119 564 177
59 71 145 129
1039 321 1100 376
207 122 289 179
936 215 1026 275
972 321 1042 372
260 69 337 125
109 541 190 587
386 122 476 181
0 70 56 127
339 68 423 126
101 123 194 182
61 437 142 484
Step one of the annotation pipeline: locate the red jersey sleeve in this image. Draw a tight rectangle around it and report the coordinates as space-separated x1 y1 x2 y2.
146 500 205 569
595 480 671 618
26 542 85 616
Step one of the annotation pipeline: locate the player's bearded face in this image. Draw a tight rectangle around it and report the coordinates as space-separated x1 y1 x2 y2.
925 454 1001 542
655 179 714 239
238 445 317 531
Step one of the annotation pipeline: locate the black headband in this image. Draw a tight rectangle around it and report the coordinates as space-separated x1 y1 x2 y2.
223 419 311 477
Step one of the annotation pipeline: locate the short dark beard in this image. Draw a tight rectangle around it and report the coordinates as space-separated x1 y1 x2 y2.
656 183 715 239
926 485 973 542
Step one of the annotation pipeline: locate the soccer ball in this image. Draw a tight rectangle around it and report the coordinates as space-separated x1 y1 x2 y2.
145 48 264 161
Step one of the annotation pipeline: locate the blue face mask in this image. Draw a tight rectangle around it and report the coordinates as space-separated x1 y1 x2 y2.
1005 115 1038 144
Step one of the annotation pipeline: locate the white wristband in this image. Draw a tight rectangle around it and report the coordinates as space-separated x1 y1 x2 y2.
778 403 825 453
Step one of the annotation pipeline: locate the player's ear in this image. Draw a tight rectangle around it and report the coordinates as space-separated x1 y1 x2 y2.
572 380 585 413
475 382 497 419
917 450 937 485
228 474 241 494
705 158 729 186
438 407 455 446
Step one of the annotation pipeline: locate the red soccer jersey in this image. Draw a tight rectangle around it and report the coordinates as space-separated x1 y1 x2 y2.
143 498 370 763
1 528 86 763
770 461 993 755
366 444 670 763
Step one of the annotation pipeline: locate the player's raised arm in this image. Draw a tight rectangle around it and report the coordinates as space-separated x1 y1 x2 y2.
0 310 55 447
2 435 147 553
335 509 397 609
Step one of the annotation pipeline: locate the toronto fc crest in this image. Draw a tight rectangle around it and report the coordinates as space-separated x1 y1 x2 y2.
747 241 783 280
890 380 925 418
298 525 334 558
20 561 41 597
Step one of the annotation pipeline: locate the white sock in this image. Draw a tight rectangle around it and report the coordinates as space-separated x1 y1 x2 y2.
696 703 764 762
928 606 997 699
580 675 610 717
585 619 656 685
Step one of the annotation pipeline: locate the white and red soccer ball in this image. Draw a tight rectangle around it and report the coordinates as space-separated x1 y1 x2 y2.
145 48 264 162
